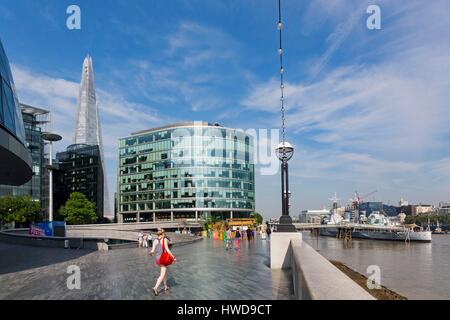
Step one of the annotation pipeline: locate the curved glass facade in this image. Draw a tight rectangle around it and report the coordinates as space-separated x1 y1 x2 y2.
0 39 31 186
118 122 255 222
0 40 26 144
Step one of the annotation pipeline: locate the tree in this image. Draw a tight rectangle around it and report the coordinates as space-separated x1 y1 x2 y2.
0 195 42 227
251 212 264 225
59 192 97 225
405 213 450 226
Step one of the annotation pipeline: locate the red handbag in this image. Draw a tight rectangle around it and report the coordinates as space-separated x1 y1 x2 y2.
159 238 174 266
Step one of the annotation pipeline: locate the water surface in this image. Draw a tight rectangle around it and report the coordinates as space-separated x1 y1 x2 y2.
304 233 450 300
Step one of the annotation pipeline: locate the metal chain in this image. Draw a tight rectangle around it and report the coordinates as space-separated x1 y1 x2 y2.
277 0 286 154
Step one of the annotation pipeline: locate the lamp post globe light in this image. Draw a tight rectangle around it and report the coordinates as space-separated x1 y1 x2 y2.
276 141 294 161
276 141 296 232
42 132 62 222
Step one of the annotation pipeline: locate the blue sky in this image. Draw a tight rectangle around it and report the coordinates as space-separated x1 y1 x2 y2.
1 0 450 218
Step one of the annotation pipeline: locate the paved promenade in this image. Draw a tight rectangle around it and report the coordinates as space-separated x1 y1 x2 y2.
0 238 293 300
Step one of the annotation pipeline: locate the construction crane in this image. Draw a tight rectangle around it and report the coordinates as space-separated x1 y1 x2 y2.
352 190 378 206
348 190 377 222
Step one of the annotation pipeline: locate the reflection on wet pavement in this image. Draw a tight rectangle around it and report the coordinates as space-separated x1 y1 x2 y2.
0 238 293 300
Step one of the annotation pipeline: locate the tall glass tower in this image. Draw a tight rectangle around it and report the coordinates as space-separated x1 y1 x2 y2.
72 55 110 217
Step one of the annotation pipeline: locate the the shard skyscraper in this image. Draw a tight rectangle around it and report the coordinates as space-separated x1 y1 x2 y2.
73 55 110 217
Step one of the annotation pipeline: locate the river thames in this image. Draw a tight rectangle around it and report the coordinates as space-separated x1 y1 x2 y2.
303 233 450 300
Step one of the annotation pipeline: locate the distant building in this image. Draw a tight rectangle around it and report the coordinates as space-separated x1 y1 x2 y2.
0 39 32 186
397 204 416 216
55 144 104 219
299 209 330 224
438 202 450 215
415 204 433 215
359 202 382 215
399 197 409 207
359 202 398 217
382 204 398 217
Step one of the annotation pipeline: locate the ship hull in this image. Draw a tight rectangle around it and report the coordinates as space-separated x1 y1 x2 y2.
320 228 432 242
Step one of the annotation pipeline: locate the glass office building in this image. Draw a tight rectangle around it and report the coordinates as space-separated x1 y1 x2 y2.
0 105 48 209
117 122 255 223
55 144 104 219
0 39 32 185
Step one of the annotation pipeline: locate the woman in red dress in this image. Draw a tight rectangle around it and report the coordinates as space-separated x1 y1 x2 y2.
149 229 175 296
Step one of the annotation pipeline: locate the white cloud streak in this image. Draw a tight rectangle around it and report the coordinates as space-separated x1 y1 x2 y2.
242 0 450 209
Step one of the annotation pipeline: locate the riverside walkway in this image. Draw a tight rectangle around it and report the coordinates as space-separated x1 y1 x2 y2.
0 238 293 300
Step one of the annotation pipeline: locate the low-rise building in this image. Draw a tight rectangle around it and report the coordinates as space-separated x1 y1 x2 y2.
438 202 450 215
299 209 330 224
415 204 433 215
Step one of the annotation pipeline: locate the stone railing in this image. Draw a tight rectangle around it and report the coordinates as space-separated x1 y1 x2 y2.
66 228 200 244
270 233 375 300
66 221 201 231
0 228 202 251
66 228 140 242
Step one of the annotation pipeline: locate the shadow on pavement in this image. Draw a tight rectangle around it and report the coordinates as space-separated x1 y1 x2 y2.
0 242 93 275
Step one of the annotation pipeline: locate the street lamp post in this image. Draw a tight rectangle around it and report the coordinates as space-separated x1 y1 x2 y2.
42 132 62 222
276 142 296 232
273 0 296 233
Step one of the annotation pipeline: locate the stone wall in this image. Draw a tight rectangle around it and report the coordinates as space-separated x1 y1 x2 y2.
289 238 375 300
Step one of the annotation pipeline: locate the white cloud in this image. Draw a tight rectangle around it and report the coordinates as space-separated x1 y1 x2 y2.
167 21 236 62
111 21 248 115
242 0 450 209
245 46 450 156
308 8 362 79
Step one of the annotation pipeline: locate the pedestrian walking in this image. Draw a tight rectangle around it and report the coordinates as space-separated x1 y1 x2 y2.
234 228 241 251
246 228 252 241
138 231 144 248
261 225 267 240
149 229 176 296
226 227 233 250
148 233 153 247
143 233 149 248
